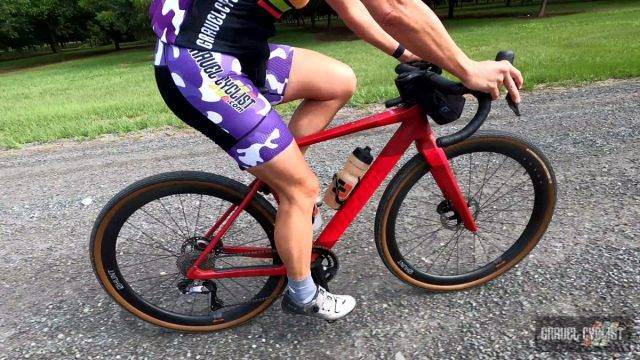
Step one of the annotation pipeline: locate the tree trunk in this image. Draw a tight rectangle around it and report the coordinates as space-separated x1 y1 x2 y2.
506 0 512 7
538 0 548 17
448 0 456 18
327 13 331 29
46 22 60 53
111 31 122 50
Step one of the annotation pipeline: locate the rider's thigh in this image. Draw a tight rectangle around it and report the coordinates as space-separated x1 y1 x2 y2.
248 141 319 203
282 47 357 103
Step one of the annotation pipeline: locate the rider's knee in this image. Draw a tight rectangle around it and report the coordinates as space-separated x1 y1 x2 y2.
336 65 357 101
285 175 320 204
300 175 320 201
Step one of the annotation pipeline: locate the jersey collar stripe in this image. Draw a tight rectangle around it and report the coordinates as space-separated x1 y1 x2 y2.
257 0 284 19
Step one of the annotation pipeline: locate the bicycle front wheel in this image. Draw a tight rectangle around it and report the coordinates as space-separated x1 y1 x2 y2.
375 131 556 291
90 171 285 332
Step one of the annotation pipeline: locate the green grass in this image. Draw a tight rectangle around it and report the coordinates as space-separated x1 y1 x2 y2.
0 41 151 73
1 0 639 148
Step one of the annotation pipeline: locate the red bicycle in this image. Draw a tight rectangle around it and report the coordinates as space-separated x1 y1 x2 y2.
90 51 556 332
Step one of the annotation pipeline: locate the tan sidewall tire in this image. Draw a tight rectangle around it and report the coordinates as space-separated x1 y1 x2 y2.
375 133 556 291
90 177 286 332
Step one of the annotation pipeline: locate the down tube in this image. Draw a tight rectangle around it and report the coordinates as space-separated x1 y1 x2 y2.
314 119 429 248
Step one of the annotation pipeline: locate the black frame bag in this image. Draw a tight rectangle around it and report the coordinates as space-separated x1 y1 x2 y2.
395 64 466 125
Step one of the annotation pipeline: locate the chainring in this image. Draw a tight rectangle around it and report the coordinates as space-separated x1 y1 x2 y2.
312 246 339 283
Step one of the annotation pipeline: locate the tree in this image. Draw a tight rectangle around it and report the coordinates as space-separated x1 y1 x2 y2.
448 0 457 18
27 0 82 52
0 1 30 50
538 0 549 17
80 0 149 50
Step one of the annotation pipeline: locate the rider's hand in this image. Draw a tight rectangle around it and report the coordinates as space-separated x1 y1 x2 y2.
461 60 524 103
399 50 420 63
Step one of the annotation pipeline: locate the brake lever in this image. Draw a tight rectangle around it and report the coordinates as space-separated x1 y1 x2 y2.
495 51 521 117
506 94 520 116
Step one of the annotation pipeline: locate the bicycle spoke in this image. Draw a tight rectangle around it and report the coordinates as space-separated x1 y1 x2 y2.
116 250 175 258
234 236 270 247
475 231 504 254
157 198 188 238
127 271 179 285
441 230 463 274
193 194 203 237
472 154 508 203
473 233 489 263
118 254 176 269
403 226 446 255
474 153 491 204
403 213 442 225
466 151 473 200
177 194 191 237
119 232 178 257
479 168 529 210
479 181 532 213
425 229 462 273
138 207 185 240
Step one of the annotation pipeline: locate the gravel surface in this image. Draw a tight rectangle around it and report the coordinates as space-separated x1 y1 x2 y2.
1 79 639 359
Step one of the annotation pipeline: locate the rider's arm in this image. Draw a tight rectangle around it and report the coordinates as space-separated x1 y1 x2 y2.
360 0 523 102
326 0 418 63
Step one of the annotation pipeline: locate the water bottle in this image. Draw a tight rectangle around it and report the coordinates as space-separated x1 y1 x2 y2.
323 146 373 210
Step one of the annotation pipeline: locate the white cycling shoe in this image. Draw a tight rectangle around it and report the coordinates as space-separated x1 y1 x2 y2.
281 286 356 321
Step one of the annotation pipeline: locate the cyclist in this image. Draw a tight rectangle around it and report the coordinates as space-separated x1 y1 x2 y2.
150 0 523 321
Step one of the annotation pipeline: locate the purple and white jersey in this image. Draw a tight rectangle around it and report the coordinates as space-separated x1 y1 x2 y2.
149 0 276 56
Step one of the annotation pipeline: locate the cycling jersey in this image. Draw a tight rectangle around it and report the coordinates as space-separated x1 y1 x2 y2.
150 0 308 81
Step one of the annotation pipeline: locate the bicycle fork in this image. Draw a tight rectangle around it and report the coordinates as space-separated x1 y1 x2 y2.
417 132 478 233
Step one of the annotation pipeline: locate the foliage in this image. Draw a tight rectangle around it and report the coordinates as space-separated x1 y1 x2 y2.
0 0 89 52
79 0 151 50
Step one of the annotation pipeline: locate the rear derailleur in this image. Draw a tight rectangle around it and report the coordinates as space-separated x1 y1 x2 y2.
177 279 224 311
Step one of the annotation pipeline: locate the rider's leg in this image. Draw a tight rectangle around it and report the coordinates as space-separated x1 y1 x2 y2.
257 46 356 317
281 47 357 151
248 142 319 283
250 145 357 317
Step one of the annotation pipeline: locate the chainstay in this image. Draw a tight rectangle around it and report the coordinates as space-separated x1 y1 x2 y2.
195 245 333 310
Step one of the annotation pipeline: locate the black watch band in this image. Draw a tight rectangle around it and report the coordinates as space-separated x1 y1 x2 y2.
392 44 405 59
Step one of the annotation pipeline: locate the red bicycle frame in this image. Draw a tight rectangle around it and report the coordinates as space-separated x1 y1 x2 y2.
187 105 477 280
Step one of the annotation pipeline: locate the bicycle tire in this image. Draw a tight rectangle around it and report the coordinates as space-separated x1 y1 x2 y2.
90 171 285 332
374 131 556 291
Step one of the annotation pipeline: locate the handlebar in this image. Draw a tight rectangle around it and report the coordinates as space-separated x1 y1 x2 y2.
389 50 516 148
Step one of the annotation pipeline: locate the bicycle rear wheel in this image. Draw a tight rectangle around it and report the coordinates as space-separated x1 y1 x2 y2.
375 131 556 290
90 171 285 332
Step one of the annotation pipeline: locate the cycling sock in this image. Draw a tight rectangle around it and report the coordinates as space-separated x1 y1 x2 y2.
287 275 317 304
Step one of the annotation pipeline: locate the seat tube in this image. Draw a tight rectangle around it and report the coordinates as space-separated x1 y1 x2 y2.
416 133 478 233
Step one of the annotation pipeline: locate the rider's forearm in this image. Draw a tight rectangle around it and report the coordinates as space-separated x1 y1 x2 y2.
327 0 400 57
361 0 474 81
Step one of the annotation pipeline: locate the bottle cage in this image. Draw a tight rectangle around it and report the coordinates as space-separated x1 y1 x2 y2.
330 173 360 206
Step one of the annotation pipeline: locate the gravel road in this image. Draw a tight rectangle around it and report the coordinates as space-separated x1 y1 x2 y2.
1 79 639 359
